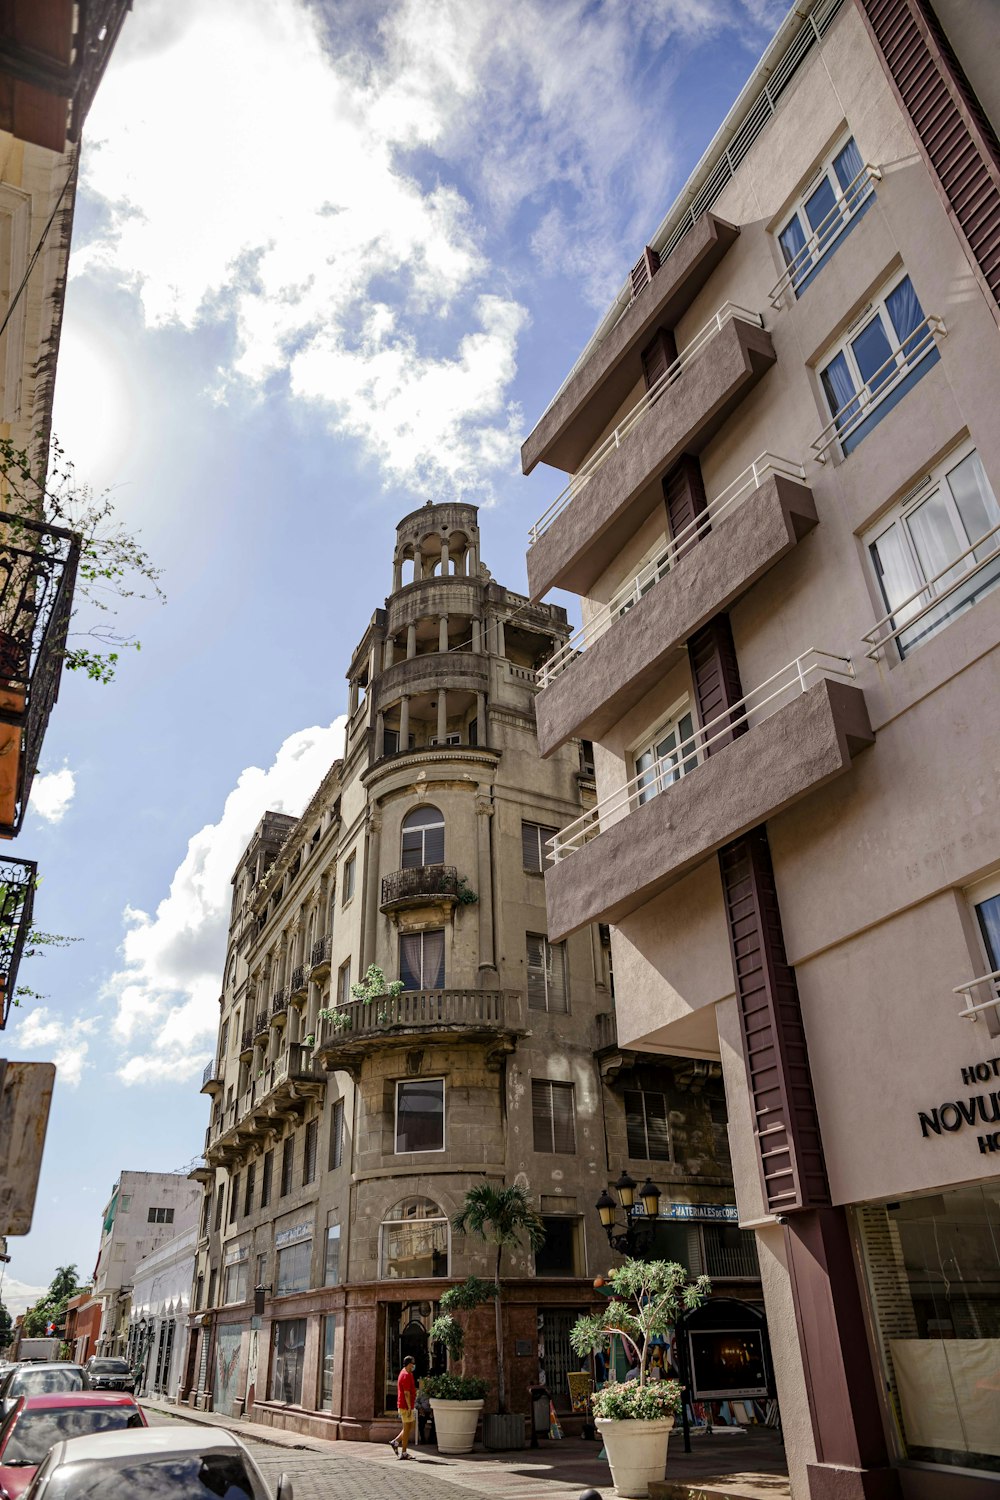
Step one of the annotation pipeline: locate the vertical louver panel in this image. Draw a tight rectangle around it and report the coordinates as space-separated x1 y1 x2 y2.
857 0 1000 310
719 829 830 1214
630 245 661 300
688 615 746 753
640 327 677 391
663 454 709 554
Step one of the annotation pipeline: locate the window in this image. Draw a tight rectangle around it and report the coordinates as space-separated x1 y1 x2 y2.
399 929 445 991
243 1164 256 1216
148 1207 174 1224
395 1078 445 1153
329 1098 345 1171
337 959 352 1007
342 854 356 905
270 1318 306 1404
220 1018 229 1058
196 1274 204 1309
200 1194 211 1237
819 274 938 456
324 1225 341 1286
280 1136 294 1197
256 1252 267 1289
261 1149 273 1209
536 1216 585 1277
777 135 873 297
383 727 414 755
867 445 1000 657
207 1268 217 1307
380 1197 449 1279
321 1316 337 1409
229 1178 239 1224
702 1224 760 1278
522 821 558 873
223 1260 248 1305
430 732 462 746
303 1120 318 1186
276 1238 312 1295
625 1089 672 1161
119 1195 132 1213
532 1080 576 1154
214 1187 224 1232
634 702 697 805
401 805 445 867
527 934 568 1014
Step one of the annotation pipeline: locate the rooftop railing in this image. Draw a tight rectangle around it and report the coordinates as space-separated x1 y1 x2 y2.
953 969 1000 1023
0 855 36 1027
862 521 1000 660
812 316 946 462
529 304 765 545
548 649 856 860
768 163 881 306
538 454 806 687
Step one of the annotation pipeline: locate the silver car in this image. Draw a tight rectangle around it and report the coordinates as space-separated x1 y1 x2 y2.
17 1424 293 1499
81 1359 133 1393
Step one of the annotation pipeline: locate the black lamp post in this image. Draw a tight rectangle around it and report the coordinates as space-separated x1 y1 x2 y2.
595 1170 661 1256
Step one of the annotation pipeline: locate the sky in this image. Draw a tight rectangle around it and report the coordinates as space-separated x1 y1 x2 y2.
1 0 785 1302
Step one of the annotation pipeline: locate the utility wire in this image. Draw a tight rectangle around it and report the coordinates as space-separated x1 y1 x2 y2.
0 148 80 345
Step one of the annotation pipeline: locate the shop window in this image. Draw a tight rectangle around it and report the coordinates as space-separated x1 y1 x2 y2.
532 1079 576 1155
380 1197 449 1279
275 1238 312 1296
321 1316 336 1409
625 1090 672 1162
522 821 557 872
536 1216 585 1277
399 929 444 991
527 934 568 1013
395 1078 445 1153
777 135 874 297
223 1260 248 1305
401 806 445 866
270 1318 306 1404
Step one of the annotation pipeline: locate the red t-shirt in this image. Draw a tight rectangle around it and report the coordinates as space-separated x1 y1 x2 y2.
397 1367 416 1411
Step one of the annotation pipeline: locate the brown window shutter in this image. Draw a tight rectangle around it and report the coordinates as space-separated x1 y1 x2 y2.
688 614 746 753
640 328 677 393
630 245 661 300
663 455 709 553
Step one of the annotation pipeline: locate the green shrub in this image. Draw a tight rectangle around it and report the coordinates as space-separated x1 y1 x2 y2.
592 1378 682 1422
421 1372 488 1401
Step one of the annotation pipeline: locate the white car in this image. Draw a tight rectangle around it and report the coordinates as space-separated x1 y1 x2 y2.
16 1424 293 1499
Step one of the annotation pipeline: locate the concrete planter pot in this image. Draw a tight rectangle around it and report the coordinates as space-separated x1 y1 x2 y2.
429 1397 484 1454
483 1412 525 1450
596 1415 674 1498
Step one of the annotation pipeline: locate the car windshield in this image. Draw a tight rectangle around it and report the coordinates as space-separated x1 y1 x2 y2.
2 1406 141 1465
11 1370 83 1396
88 1362 129 1375
43 1453 260 1498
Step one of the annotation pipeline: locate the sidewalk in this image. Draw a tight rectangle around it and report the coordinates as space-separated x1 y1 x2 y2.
140 1398 791 1500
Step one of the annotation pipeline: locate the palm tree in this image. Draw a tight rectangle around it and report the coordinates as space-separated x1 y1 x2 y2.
451 1182 545 1414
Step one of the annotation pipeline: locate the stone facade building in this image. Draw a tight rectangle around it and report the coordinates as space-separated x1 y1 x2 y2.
522 2 1000 1497
184 501 758 1440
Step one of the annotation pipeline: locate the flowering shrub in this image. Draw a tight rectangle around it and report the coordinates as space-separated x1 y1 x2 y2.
592 1379 682 1422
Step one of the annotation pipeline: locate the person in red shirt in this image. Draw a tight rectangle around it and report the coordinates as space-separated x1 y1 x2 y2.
391 1356 417 1459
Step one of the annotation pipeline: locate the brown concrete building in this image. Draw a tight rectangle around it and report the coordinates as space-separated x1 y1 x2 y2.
523 1 1000 1496
183 501 758 1440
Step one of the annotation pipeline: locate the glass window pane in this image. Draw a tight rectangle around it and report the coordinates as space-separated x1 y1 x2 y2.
779 213 809 275
324 1226 341 1287
321 1317 336 1408
976 895 1000 971
905 491 964 586
270 1319 306 1404
851 316 895 391
821 351 858 426
833 137 865 206
871 526 921 617
804 175 838 245
947 451 1000 555
396 1079 444 1153
399 933 422 990
886 276 925 352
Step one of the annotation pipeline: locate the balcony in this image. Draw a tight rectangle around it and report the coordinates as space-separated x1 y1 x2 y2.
0 854 35 1027
200 1057 223 1095
310 934 332 976
252 1009 268 1040
535 456 817 755
239 1027 254 1056
521 213 740 476
0 513 80 838
270 988 287 1019
374 650 488 712
381 864 460 914
242 1043 325 1131
315 989 525 1075
526 305 775 601
953 969 1000 1025
543 651 873 941
289 965 307 998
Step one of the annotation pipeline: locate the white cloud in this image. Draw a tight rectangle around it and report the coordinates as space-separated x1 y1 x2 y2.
107 718 346 1085
28 766 77 825
12 1008 98 1088
0 1277 50 1317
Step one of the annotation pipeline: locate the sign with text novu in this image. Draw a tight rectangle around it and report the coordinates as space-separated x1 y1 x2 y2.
917 1054 1000 1154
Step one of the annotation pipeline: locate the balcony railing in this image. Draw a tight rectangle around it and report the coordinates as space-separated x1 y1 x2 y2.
239 1027 254 1054
529 303 765 545
0 855 35 1028
290 964 306 995
549 649 856 860
538 454 806 687
200 1057 223 1093
0 513 80 837
318 989 519 1051
311 935 332 970
953 968 1000 1023
862 521 1000 661
811 316 946 461
253 1009 268 1038
271 989 287 1017
381 864 459 910
768 163 881 306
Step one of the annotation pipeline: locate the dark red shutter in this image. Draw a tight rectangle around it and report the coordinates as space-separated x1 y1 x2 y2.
688 615 746 752
640 328 678 393
663 455 709 552
630 245 661 300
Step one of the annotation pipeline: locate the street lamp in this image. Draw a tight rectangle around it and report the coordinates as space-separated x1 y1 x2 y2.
595 1171 661 1256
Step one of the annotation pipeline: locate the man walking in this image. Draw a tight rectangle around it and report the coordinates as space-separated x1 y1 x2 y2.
390 1355 417 1459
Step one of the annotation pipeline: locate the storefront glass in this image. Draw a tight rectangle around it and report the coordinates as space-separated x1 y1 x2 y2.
269 1318 306 1405
858 1183 1000 1473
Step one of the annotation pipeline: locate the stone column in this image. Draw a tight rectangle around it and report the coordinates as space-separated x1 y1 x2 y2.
406 624 417 660
392 557 402 592
438 615 449 653
399 695 410 748
414 546 423 581
362 811 381 972
494 617 505 659
436 689 448 744
375 711 385 759
475 789 498 982
472 618 481 653
477 692 487 748
383 637 394 670
440 539 449 576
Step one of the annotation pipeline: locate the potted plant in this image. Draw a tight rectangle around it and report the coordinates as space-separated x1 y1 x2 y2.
570 1259 710 1498
419 1370 488 1454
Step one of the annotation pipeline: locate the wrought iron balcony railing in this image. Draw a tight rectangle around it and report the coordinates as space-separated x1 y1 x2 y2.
311 934 332 970
0 855 35 1027
381 864 459 911
239 1028 254 1054
0 513 80 837
290 964 306 995
253 1009 268 1038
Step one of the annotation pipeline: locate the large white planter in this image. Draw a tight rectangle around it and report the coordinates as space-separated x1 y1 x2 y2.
596 1415 673 1498
430 1397 484 1454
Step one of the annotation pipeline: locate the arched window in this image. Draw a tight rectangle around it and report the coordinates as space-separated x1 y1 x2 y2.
401 805 444 867
380 1197 449 1279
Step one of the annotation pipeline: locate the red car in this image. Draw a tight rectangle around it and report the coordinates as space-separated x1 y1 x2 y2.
0 1392 146 1498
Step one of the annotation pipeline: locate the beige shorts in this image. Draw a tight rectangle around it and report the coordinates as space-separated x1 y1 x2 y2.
398 1408 416 1425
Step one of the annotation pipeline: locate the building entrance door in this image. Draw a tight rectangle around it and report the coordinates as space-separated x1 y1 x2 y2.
383 1301 445 1413
539 1308 586 1411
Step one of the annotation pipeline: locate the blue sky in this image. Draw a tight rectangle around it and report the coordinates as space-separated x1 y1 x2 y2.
2 0 783 1307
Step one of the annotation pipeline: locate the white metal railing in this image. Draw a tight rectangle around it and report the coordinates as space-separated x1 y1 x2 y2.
548 648 855 860
538 453 806 687
769 164 881 306
812 316 946 462
528 303 765 545
954 969 1000 1022
862 521 1000 659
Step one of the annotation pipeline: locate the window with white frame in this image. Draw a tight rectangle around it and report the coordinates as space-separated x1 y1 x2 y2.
777 135 873 296
522 821 558 873
966 871 1000 1031
395 1078 445 1153
819 274 937 456
526 934 568 1014
399 929 444 991
401 805 444 867
223 1259 249 1305
866 444 1000 657
634 701 697 805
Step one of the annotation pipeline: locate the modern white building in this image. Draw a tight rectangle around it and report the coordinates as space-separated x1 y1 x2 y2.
93 1171 200 1356
128 1226 198 1402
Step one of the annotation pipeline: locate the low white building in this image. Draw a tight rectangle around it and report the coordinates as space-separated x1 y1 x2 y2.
127 1226 198 1402
93 1171 200 1356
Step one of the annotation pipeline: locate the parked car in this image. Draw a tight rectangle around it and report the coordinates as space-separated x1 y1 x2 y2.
80 1360 133 1394
16 1425 293 1498
0 1392 146 1499
0 1371 86 1421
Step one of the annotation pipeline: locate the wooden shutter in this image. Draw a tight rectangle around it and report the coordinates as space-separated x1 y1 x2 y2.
641 328 678 393
243 1164 255 1216
261 1149 273 1208
522 821 542 872
230 1173 239 1222
663 455 709 554
329 1098 344 1171
304 1119 318 1184
631 245 661 300
688 615 746 754
551 1082 576 1154
281 1136 293 1196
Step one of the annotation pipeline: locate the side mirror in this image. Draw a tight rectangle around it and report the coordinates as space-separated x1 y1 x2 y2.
276 1477 294 1500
